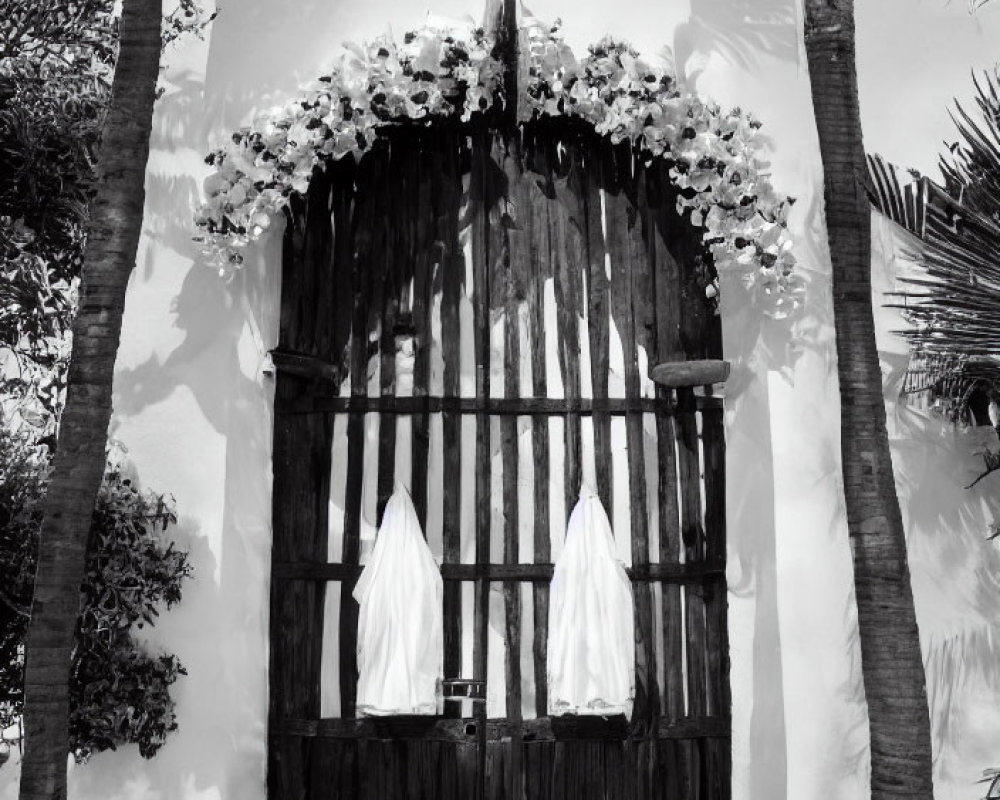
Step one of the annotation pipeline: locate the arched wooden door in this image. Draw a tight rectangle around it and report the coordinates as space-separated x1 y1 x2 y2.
268 117 729 800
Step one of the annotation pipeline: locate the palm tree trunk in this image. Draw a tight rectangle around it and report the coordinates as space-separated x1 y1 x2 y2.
18 1 160 798
802 1 934 797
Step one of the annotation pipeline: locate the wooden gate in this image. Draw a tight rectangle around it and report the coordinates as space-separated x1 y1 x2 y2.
268 117 729 799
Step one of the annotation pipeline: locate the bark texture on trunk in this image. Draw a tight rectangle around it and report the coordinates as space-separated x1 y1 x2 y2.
802 2 934 798
18 2 160 798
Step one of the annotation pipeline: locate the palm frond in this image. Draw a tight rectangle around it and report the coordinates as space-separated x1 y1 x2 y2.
866 69 1000 425
866 152 927 237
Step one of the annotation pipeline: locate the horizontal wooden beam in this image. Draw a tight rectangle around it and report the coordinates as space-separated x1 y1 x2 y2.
650 359 731 388
270 715 729 742
276 394 724 416
270 349 342 383
271 560 726 583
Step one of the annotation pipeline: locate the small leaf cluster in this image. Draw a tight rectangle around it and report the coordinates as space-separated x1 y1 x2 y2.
0 429 192 762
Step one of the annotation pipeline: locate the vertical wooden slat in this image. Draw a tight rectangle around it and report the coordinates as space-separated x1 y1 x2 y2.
340 147 386 719
551 741 565 799
376 140 403 524
678 384 708 720
702 388 728 721
645 160 685 722
410 131 436 529
705 737 730 800
526 129 551 719
658 738 682 800
699 205 729 736
675 192 710 719
603 141 658 725
471 124 493 800
269 168 335 800
502 138 526 800
551 137 583 516
628 157 661 728
440 126 464 708
578 135 612 515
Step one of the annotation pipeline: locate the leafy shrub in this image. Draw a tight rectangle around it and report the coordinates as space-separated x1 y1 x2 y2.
0 430 191 761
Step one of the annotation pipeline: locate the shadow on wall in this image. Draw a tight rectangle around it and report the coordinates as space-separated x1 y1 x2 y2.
85 235 281 800
675 0 799 87
683 2 803 799
73 4 290 794
873 217 1000 796
198 0 457 140
686 0 887 797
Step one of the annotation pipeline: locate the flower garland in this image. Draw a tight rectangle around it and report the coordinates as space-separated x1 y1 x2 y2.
194 17 803 315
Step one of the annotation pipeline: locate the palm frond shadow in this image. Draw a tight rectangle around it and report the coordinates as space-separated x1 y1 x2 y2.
676 0 799 81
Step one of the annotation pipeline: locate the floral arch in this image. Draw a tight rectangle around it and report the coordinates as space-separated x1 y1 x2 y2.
194 13 802 317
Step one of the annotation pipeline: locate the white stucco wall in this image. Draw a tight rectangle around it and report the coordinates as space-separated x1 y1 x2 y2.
2 1 1000 799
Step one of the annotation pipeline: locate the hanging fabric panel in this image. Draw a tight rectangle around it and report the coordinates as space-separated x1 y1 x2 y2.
353 482 443 715
547 490 636 718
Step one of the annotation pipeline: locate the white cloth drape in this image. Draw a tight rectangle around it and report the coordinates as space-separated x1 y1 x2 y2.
547 490 635 718
353 482 443 715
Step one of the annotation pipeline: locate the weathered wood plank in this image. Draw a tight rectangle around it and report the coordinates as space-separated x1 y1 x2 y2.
279 394 722 416
269 733 309 800
501 139 525 800
376 141 403 525
272 715 730 741
645 159 686 724
705 734 730 800
340 146 388 719
674 189 712 723
603 141 658 726
440 126 464 715
657 431 685 723
269 163 337 800
578 135 613 516
410 132 437 530
525 129 551 720
702 389 729 723
272 559 726 583
656 738 681 800
650 360 730 389
678 384 708 720
269 350 342 385
550 139 583 517
471 124 493 800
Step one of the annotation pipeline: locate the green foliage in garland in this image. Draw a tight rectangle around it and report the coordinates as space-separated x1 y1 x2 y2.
0 430 192 761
